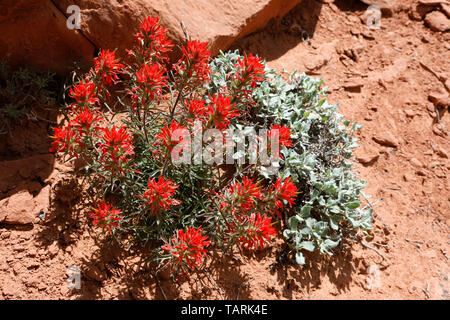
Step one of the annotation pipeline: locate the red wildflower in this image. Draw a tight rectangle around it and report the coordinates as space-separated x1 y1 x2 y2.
134 16 174 63
271 178 298 216
140 176 181 215
161 226 210 271
154 121 190 160
269 124 293 148
136 63 168 101
175 40 211 85
261 124 293 161
184 98 207 120
49 124 75 154
69 79 98 105
228 177 263 212
89 201 122 235
72 107 103 134
235 54 265 88
207 94 239 130
98 126 135 172
93 49 124 87
238 213 277 249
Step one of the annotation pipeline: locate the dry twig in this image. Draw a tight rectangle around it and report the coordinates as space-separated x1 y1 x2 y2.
361 241 386 260
422 281 430 299
441 249 449 260
205 270 224 299
419 61 448 89
405 238 423 249
180 20 190 42
152 271 168 300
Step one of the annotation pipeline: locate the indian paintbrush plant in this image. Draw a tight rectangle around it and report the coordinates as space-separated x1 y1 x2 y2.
50 16 373 281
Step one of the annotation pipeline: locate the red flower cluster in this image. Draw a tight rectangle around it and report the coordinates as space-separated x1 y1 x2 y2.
227 177 263 212
49 124 75 154
93 49 124 87
69 79 99 106
134 16 174 63
228 54 265 106
52 84 103 158
235 54 265 89
98 126 135 173
89 201 122 235
136 63 168 101
72 107 103 134
175 40 211 86
184 98 207 120
140 176 181 215
216 175 299 249
52 82 133 174
207 94 239 130
154 121 190 159
271 177 298 216
261 124 293 160
269 124 293 147
49 15 305 279
161 226 210 271
238 213 276 249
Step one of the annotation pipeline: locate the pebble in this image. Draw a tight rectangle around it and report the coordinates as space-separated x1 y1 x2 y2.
421 33 432 43
0 231 11 240
424 11 450 32
404 109 415 117
37 281 47 291
26 248 37 258
84 264 105 282
356 152 380 165
0 191 35 225
416 169 427 176
409 157 424 168
429 89 450 107
26 261 40 269
436 146 448 158
373 132 399 147
24 275 40 287
432 124 445 136
48 241 59 257
13 245 26 252
344 78 364 91
403 173 417 182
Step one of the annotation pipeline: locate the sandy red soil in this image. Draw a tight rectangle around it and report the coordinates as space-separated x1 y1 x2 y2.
0 0 449 299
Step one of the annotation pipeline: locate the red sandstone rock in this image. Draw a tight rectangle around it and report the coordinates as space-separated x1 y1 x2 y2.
1 0 303 73
424 10 450 31
0 1 95 74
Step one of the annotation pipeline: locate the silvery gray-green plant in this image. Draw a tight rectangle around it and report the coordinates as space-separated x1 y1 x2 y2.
208 51 373 264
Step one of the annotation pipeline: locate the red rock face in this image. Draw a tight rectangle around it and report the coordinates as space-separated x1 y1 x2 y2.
53 0 303 55
0 0 48 22
0 1 95 74
0 0 303 74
